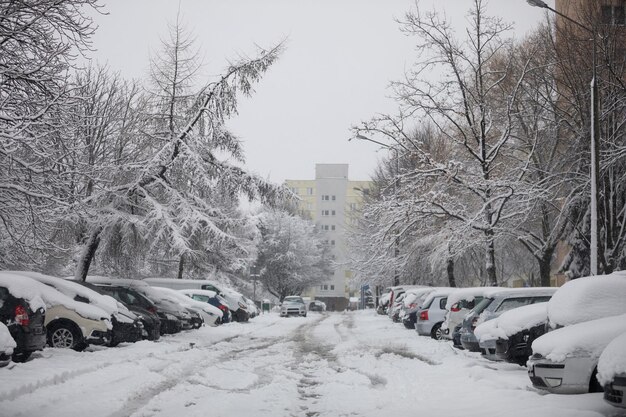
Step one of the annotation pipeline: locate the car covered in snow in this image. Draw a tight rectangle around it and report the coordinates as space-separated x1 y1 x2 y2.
180 289 232 323
152 286 222 327
416 288 457 340
399 287 435 330
308 300 326 312
474 302 550 365
459 287 555 352
527 272 626 394
280 296 307 317
144 278 250 322
597 331 626 408
0 281 47 362
0 322 15 367
528 314 626 394
442 287 486 342
0 272 111 350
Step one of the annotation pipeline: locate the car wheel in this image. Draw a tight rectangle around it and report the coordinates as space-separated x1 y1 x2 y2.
48 322 82 350
431 323 444 340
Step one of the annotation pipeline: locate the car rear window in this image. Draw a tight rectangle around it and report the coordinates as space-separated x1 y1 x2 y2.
471 298 494 315
422 297 434 310
439 297 448 310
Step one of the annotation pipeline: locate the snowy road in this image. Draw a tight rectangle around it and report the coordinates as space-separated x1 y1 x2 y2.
0 311 618 417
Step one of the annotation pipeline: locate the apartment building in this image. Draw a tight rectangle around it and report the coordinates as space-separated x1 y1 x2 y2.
285 164 371 311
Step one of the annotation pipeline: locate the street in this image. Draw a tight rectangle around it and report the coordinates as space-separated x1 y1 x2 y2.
0 311 615 417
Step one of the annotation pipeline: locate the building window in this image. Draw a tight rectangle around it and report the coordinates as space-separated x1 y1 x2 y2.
306 202 313 210
331 225 335 231
324 285 328 290
290 187 298 195
349 203 357 211
330 240 335 246
322 210 330 216
307 187 314 195
322 195 329 201
331 210 336 216
330 285 335 290
331 195 336 201
602 5 625 25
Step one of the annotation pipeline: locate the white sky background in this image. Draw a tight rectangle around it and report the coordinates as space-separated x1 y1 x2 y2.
88 0 554 184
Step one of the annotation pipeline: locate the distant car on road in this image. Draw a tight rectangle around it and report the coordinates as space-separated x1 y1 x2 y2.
280 296 307 317
309 300 326 312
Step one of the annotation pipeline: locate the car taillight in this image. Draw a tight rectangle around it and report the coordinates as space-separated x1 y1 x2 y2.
451 303 461 313
15 305 30 326
419 310 428 321
408 303 417 309
218 305 228 312
147 306 157 314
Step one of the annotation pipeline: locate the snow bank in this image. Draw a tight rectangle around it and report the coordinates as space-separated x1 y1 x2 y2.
547 272 626 328
474 302 548 341
597 331 626 386
0 322 16 354
532 314 626 362
0 273 107 321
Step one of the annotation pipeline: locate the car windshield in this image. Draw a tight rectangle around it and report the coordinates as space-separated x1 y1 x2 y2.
284 297 303 303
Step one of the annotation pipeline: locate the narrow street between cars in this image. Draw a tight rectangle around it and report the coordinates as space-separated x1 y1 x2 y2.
0 311 616 417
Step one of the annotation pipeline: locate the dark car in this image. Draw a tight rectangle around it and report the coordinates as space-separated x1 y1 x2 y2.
495 321 547 365
0 286 47 362
73 281 143 346
96 285 161 341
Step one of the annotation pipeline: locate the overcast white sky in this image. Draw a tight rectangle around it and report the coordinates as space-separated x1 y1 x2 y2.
88 0 554 184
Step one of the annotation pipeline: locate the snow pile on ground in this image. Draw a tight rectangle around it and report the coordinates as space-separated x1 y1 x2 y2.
547 272 626 328
597 331 626 386
532 314 626 362
0 322 15 354
0 273 108 321
474 302 548 341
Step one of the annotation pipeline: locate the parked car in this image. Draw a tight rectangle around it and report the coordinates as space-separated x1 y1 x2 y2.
86 277 185 334
180 289 232 323
242 296 259 318
597 331 626 408
280 296 307 317
309 300 326 312
474 302 550 365
459 287 555 352
18 273 143 347
528 314 626 394
442 287 486 341
527 272 626 394
144 278 250 322
152 287 221 327
377 292 391 315
400 288 436 330
0 322 15 367
416 288 457 340
95 285 161 341
0 283 47 362
0 272 111 350
388 292 407 322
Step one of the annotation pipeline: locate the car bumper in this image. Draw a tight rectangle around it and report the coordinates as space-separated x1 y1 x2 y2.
86 329 112 346
460 331 480 352
280 309 306 317
605 375 626 408
10 324 47 354
415 321 433 336
527 356 595 394
479 339 500 361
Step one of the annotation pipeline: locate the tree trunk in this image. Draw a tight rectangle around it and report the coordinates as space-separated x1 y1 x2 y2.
485 230 498 286
75 226 103 282
177 254 185 279
539 254 552 287
446 257 456 287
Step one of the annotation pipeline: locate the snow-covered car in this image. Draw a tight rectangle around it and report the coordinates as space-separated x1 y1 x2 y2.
0 282 47 362
399 287 435 330
527 272 626 394
377 292 391 315
242 296 259 318
474 302 549 365
442 287 487 341
388 292 406 322
308 300 326 312
416 288 457 340
95 285 162 341
0 272 111 350
16 272 143 347
597 332 626 408
0 322 16 367
459 287 555 352
144 278 249 322
179 289 232 323
152 287 221 327
528 314 626 394
280 296 307 317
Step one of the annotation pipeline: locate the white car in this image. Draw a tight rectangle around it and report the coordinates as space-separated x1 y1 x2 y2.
528 272 626 394
598 331 626 408
528 314 626 394
280 296 307 317
152 287 221 326
416 288 458 340
442 287 488 341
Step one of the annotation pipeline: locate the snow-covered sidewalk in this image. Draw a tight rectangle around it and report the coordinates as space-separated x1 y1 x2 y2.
0 311 615 417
